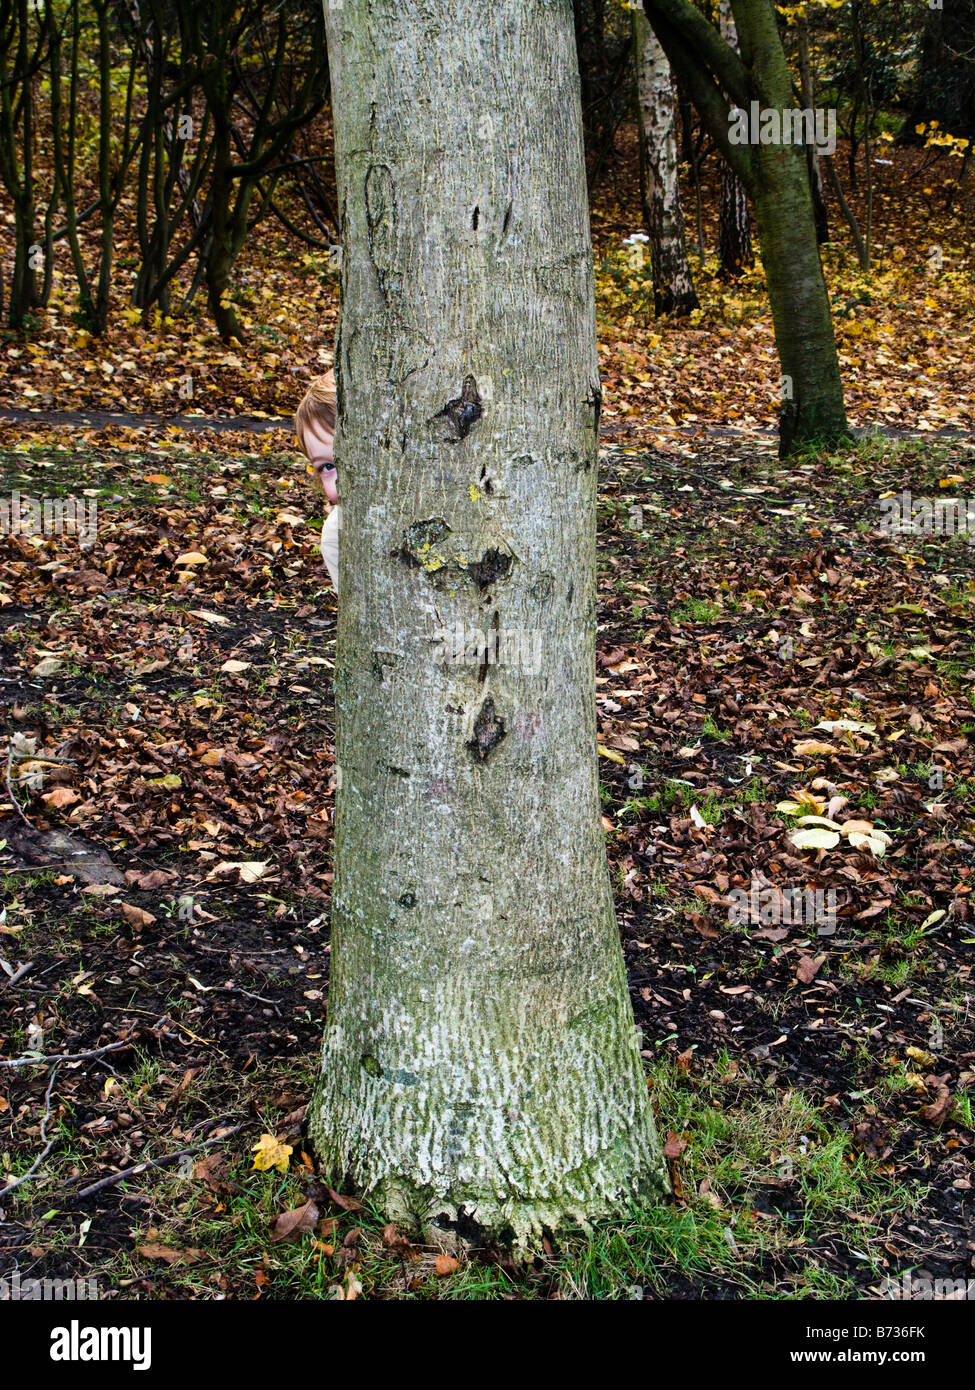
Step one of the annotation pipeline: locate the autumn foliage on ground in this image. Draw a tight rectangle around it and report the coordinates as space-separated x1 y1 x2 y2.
1 41 974 1299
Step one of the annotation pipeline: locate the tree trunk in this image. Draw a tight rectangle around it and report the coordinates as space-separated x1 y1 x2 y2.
644 0 849 453
796 12 829 245
716 0 752 278
718 165 752 277
632 2 697 315
312 0 668 1251
751 152 847 457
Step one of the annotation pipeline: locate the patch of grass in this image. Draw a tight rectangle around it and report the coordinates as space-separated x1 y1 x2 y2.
701 712 731 742
671 597 722 625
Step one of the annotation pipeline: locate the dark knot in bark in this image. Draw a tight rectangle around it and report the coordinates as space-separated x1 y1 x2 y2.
468 547 512 590
431 375 483 442
468 696 506 763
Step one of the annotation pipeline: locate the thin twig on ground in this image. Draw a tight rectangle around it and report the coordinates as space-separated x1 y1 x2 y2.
0 1067 59 1200
67 1123 244 1203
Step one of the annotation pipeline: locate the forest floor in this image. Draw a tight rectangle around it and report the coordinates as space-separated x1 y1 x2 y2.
0 130 973 1299
0 422 972 1300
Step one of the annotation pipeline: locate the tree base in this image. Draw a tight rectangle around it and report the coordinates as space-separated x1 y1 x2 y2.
310 1098 671 1256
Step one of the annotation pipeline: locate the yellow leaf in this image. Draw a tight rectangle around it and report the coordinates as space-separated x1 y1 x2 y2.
597 745 625 764
793 740 836 757
174 552 208 567
252 1133 292 1173
31 657 63 677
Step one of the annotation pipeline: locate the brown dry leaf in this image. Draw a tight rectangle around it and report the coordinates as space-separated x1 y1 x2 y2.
434 1254 460 1276
663 1130 687 1160
125 869 176 890
796 954 826 984
120 903 156 928
324 1185 363 1213
381 1222 410 1252
138 1243 200 1265
919 1075 954 1128
853 1118 893 1160
192 1152 231 1194
41 787 79 808
270 1200 320 1244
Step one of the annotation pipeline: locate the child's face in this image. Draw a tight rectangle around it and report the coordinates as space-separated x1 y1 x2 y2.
302 417 334 473
301 418 337 503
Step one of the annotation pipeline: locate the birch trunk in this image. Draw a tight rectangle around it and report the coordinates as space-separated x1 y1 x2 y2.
717 0 752 278
312 0 669 1251
632 3 698 315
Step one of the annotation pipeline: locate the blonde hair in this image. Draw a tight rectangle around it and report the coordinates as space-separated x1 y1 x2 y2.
295 370 337 455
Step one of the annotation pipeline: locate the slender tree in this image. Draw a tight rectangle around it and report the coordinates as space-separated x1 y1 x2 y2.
644 0 849 454
632 0 698 315
716 0 753 279
312 0 668 1249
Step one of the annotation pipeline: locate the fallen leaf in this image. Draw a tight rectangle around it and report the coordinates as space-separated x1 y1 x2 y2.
790 827 840 851
919 1075 953 1128
796 954 826 984
41 787 79 808
270 1201 320 1243
251 1133 292 1173
664 1130 687 1160
138 1243 199 1265
120 903 156 928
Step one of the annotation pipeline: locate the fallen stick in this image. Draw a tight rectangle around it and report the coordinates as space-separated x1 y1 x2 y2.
0 1037 133 1070
0 1015 169 1069
68 1123 243 1202
0 1067 59 1199
4 742 33 827
0 961 35 990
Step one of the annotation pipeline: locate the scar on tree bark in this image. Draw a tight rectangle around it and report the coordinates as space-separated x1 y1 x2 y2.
430 375 483 441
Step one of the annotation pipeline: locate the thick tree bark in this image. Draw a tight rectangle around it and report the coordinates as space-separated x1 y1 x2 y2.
312 0 668 1250
632 2 698 315
644 0 849 454
716 0 752 278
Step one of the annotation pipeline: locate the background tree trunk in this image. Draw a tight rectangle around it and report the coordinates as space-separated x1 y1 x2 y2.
644 0 849 454
313 0 668 1251
716 0 752 279
632 1 697 315
796 12 829 245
